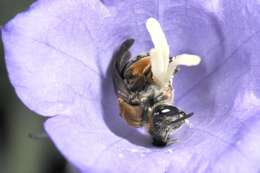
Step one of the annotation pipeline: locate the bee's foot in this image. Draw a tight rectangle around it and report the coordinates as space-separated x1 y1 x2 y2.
167 139 178 145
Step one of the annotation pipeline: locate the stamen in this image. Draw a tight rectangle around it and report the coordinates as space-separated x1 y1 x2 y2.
174 54 201 66
145 18 202 86
166 54 201 81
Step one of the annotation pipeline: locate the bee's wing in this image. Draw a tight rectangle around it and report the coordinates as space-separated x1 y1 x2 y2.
112 39 135 99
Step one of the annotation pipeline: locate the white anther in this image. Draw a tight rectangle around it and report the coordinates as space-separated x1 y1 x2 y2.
174 54 201 66
166 54 201 82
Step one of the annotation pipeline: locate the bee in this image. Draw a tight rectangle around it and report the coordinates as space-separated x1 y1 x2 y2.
112 18 201 147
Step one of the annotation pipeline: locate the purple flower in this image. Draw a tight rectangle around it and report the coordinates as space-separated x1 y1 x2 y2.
2 0 260 172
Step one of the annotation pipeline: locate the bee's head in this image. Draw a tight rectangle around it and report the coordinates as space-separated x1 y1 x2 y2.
150 104 193 147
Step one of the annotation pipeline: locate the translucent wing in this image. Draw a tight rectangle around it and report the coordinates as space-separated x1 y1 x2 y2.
112 39 135 99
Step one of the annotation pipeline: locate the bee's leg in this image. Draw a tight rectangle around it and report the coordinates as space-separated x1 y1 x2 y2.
165 128 178 145
154 92 165 101
153 92 169 103
185 119 192 128
173 67 180 75
118 91 140 104
154 86 172 103
167 138 178 145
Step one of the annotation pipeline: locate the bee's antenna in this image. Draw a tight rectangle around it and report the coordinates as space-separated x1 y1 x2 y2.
168 112 194 125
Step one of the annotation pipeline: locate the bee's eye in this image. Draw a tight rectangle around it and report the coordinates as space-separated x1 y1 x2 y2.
154 105 179 116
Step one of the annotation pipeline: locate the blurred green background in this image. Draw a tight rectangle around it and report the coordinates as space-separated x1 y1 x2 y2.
0 1 69 173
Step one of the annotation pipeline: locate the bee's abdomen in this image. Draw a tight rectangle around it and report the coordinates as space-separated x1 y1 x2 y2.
118 97 144 127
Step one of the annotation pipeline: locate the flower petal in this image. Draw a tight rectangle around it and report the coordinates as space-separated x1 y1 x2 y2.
2 0 109 116
45 112 158 173
3 0 260 172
